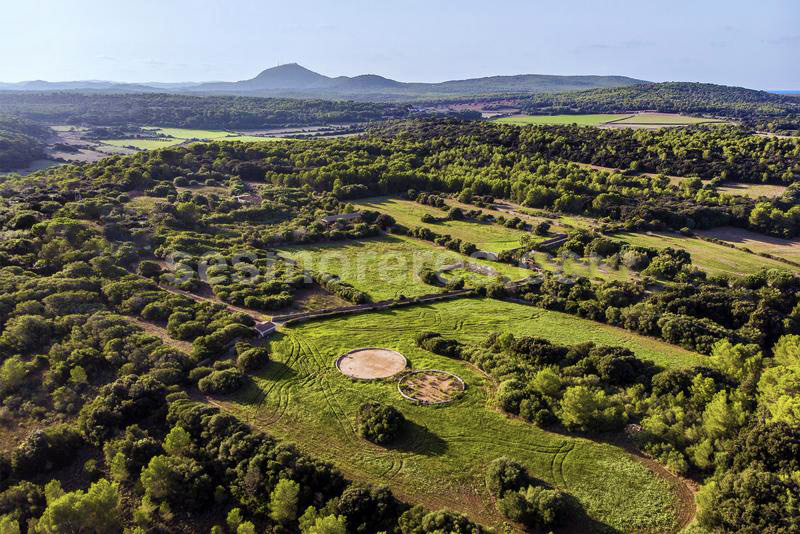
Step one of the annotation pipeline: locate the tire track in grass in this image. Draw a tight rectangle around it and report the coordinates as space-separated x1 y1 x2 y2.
251 337 303 425
551 441 574 487
292 332 406 481
290 333 359 439
439 433 565 456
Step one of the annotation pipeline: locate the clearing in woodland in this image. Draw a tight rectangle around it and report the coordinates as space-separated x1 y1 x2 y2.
222 298 699 532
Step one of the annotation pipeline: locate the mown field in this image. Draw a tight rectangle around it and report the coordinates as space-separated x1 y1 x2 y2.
354 196 534 253
98 127 287 151
614 231 799 276
715 181 788 198
697 226 800 263
221 298 699 532
495 113 727 127
100 138 179 150
277 235 532 301
495 114 631 126
668 176 788 199
610 113 728 125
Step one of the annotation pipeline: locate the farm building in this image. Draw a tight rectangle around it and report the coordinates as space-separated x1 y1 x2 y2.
254 321 276 338
320 213 362 225
235 193 261 204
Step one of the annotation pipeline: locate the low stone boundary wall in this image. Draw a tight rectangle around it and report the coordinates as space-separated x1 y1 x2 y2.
536 234 568 250
272 289 475 326
437 261 498 277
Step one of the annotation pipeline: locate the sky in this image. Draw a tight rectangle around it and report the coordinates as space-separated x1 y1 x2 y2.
2 0 798 89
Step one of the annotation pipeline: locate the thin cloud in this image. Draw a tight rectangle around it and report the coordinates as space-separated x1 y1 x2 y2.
764 35 800 46
569 40 655 54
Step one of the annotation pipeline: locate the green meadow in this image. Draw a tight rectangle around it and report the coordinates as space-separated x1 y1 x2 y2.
495 114 631 126
100 138 179 150
98 127 287 151
611 113 727 125
276 235 532 301
221 298 698 532
614 231 799 276
354 196 534 253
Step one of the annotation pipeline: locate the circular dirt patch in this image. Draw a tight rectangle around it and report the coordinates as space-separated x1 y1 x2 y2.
398 370 465 405
336 348 408 380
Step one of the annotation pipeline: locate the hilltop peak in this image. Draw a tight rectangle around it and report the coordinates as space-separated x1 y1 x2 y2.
238 63 330 90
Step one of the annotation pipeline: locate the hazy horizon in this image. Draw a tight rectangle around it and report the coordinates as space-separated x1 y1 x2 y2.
2 0 798 90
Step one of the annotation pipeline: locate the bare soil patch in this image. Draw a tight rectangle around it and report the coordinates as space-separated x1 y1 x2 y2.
398 370 465 404
336 348 408 380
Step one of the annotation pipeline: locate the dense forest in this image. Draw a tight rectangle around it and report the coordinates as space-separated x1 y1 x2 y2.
0 197 485 533
375 119 800 185
0 116 50 171
516 82 800 122
0 93 411 129
1 118 799 532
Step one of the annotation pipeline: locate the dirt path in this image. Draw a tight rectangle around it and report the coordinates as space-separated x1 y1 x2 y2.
126 316 194 353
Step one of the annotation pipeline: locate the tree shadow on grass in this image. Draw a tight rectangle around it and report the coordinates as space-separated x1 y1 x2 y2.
232 361 298 407
556 492 621 534
388 420 448 456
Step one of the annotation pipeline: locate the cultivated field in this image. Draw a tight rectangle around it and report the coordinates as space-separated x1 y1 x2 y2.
715 181 788 198
495 114 632 126
100 138 180 150
608 113 728 126
495 113 728 128
97 127 287 152
354 196 534 253
697 226 800 263
614 231 799 276
276 235 531 301
221 298 698 532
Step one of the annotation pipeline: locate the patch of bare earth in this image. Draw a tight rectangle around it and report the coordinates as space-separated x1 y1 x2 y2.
126 316 194 353
399 371 464 403
0 417 44 453
337 349 407 379
271 285 351 314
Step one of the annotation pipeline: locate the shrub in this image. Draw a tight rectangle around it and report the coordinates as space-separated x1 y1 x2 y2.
236 346 269 371
416 332 462 359
11 425 84 478
497 485 567 528
485 457 529 497
534 221 551 236
197 368 244 395
359 403 405 445
137 260 163 279
559 385 627 432
188 367 213 383
399 506 486 534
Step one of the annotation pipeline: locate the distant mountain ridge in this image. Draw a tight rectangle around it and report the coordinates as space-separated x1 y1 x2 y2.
0 63 650 100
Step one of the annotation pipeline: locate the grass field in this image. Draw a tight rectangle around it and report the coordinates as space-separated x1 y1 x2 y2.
100 139 180 150
98 127 287 152
715 182 788 198
221 298 698 532
697 226 800 263
610 113 727 125
126 195 167 213
146 127 234 139
354 196 534 253
276 235 532 301
494 113 727 127
614 231 799 276
668 177 788 199
495 114 631 126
